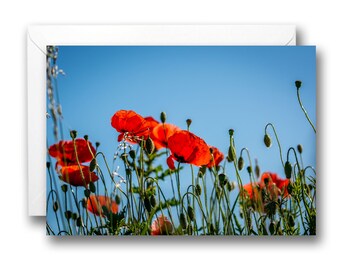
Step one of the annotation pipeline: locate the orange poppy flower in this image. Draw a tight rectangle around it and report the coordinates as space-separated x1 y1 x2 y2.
87 195 119 217
60 165 99 187
207 146 224 168
260 172 290 198
111 110 150 143
167 130 211 169
48 139 96 167
151 123 181 150
151 215 173 235
242 182 261 201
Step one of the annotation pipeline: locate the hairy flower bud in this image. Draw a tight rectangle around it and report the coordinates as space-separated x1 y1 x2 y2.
89 158 97 172
129 149 136 159
146 137 155 155
186 119 192 128
297 144 303 154
284 161 293 179
195 184 202 196
179 213 188 229
187 206 195 221
238 156 244 171
264 134 272 148
160 112 166 123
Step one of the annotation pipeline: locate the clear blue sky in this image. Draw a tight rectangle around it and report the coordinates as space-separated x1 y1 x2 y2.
47 46 316 229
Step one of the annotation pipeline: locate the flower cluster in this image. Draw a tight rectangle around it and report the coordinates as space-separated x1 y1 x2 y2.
48 138 99 187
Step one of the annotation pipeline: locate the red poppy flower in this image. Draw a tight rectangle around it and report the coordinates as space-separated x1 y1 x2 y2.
48 139 96 167
151 123 181 150
87 195 119 217
144 116 159 129
60 165 99 187
206 146 224 168
167 130 211 169
151 215 173 235
242 182 261 201
111 110 150 143
260 172 290 198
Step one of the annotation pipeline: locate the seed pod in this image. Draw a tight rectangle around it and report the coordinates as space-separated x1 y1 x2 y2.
264 134 272 148
297 144 303 154
53 201 59 212
89 182 96 193
247 166 252 174
295 80 302 89
195 184 202 196
70 130 77 139
187 206 195 221
89 158 97 172
228 129 234 136
145 137 155 155
83 134 89 141
150 195 157 208
284 161 292 179
61 184 68 193
129 149 136 159
160 112 166 123
179 213 188 229
237 156 244 171
46 162 51 169
186 119 192 128
72 213 78 220
95 142 100 148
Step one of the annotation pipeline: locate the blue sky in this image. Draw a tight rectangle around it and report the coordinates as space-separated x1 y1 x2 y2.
46 46 316 230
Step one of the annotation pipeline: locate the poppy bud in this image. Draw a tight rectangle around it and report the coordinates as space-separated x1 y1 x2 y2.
255 162 260 179
89 158 97 172
150 195 157 208
129 149 136 159
237 156 244 171
218 173 227 187
269 221 275 235
160 112 167 123
195 184 202 196
46 162 51 169
264 134 272 148
295 80 302 89
76 217 83 227
84 134 89 141
288 215 295 227
80 198 86 208
89 182 96 193
70 130 77 139
187 206 195 221
228 146 234 162
53 201 59 212
145 137 155 155
228 129 234 136
84 189 91 198
297 144 303 154
115 194 121 205
144 197 152 213
186 119 192 128
95 142 100 148
64 210 72 220
61 184 68 193
284 161 292 179
72 213 78 220
247 166 252 174
179 213 188 229
226 156 233 163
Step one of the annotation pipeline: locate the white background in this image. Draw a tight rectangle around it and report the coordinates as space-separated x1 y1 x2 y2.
0 0 335 269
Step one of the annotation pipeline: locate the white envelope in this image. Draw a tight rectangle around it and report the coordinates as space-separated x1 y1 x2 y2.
27 25 296 216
